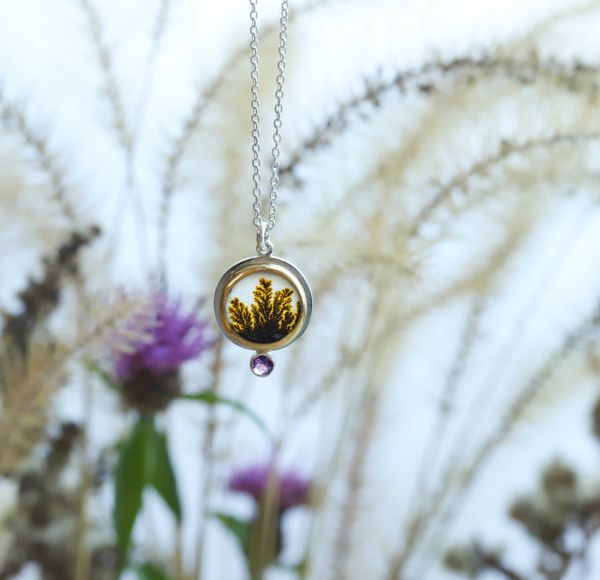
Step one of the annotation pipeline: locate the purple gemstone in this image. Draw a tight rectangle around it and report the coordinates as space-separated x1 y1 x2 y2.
250 354 274 377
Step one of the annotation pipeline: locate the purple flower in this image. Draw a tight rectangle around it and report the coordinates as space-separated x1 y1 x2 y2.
115 294 212 380
113 293 213 413
228 463 311 511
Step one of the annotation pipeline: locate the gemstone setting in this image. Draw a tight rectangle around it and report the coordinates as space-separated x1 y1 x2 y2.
250 353 274 377
214 256 312 353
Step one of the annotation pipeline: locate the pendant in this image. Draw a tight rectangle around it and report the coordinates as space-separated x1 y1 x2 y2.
214 255 312 376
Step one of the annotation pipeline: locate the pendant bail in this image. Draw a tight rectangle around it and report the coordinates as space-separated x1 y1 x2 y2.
256 221 274 256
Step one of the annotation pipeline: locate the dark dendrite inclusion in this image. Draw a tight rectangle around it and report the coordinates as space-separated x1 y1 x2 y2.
228 277 301 344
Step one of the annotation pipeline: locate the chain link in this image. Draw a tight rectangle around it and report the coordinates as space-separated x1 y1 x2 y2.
249 0 290 255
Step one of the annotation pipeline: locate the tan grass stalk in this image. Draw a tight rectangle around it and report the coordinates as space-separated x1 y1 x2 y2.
0 295 151 477
77 0 132 156
398 296 487 549
0 341 69 475
388 215 599 577
280 54 600 181
411 132 600 237
193 335 225 580
411 301 600 580
0 93 77 223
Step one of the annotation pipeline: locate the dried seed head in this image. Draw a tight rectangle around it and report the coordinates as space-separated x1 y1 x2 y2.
120 369 181 414
111 293 213 414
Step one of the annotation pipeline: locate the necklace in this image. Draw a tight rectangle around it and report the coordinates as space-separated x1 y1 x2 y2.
214 0 312 377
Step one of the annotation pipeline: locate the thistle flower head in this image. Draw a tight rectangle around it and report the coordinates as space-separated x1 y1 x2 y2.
228 463 311 512
113 293 212 413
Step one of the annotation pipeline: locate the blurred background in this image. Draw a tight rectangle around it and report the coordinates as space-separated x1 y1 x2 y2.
1 0 600 579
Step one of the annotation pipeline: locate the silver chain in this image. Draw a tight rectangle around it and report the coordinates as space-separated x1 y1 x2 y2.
249 0 289 256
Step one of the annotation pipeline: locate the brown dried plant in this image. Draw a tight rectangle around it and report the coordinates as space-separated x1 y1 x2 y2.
2 226 101 352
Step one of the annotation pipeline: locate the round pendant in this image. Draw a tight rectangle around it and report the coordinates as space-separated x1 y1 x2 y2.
214 256 312 375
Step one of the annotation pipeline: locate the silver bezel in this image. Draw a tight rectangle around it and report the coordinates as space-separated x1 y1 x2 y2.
214 255 312 351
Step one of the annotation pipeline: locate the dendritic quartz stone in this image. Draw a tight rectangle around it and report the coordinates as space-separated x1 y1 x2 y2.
214 256 312 375
250 353 274 377
228 276 300 344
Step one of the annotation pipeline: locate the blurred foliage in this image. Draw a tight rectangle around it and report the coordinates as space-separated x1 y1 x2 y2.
445 398 600 579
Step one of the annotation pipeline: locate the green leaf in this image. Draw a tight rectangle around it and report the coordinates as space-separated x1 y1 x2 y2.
182 391 272 441
114 417 155 558
213 512 252 557
134 562 171 580
114 417 184 565
147 427 182 522
278 560 308 576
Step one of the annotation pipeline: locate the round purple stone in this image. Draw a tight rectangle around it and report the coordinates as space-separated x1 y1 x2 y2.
250 354 274 377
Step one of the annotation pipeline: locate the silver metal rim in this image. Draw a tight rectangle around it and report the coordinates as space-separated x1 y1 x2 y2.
214 255 312 351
